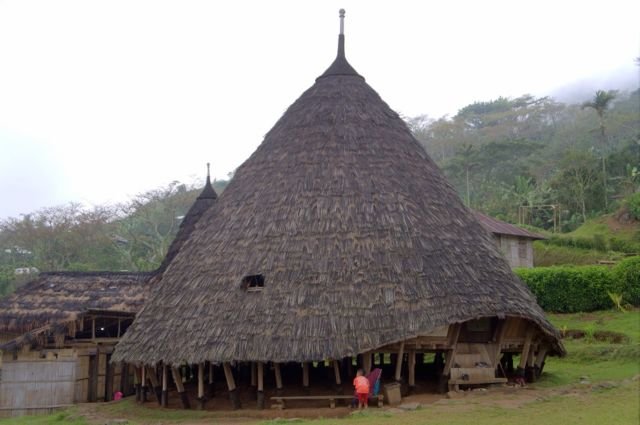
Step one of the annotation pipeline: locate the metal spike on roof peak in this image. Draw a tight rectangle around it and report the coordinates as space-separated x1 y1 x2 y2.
317 9 362 80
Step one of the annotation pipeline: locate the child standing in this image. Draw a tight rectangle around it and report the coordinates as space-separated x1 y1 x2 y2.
353 368 370 409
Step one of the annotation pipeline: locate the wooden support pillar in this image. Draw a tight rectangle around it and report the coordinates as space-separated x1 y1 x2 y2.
250 362 257 387
534 346 549 378
346 357 354 378
394 342 405 382
256 361 265 409
223 362 240 409
408 350 416 391
274 363 283 393
91 317 96 340
140 366 148 403
518 330 533 370
171 366 191 409
133 366 142 402
120 362 130 396
441 324 461 393
146 365 162 405
197 363 206 410
105 354 114 402
117 318 121 338
161 365 168 407
302 362 310 391
207 362 215 398
333 360 342 385
362 352 372 374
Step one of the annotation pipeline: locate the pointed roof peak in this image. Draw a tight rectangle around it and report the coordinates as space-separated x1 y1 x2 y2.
317 9 363 81
197 162 217 200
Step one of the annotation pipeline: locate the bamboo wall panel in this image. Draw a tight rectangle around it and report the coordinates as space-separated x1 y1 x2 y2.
0 359 76 417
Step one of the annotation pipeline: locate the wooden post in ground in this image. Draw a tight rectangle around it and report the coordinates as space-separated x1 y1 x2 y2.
141 366 148 403
408 350 416 393
223 362 241 409
197 362 206 409
534 346 548 378
256 361 265 409
249 362 257 400
274 363 283 395
208 362 216 398
518 329 533 378
133 366 141 402
161 365 168 407
120 363 131 396
394 342 405 382
302 362 310 394
171 366 191 409
146 365 162 405
362 352 372 374
333 359 344 395
441 324 462 393
105 354 114 402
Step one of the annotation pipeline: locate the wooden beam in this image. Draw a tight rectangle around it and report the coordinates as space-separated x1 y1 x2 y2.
408 350 416 388
274 363 283 390
223 362 236 391
140 366 148 403
117 318 121 338
535 346 548 369
257 362 264 392
161 365 168 407
197 363 206 409
250 362 257 387
362 352 372 374
302 362 310 388
333 360 342 385
442 324 462 377
91 318 96 340
394 341 405 381
171 366 190 409
518 329 534 370
146 365 161 405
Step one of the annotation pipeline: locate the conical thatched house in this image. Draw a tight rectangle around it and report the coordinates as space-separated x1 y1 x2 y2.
113 11 563 409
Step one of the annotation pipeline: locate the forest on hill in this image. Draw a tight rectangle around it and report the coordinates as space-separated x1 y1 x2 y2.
1 89 638 295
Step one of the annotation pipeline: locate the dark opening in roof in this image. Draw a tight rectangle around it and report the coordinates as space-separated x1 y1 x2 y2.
242 275 264 292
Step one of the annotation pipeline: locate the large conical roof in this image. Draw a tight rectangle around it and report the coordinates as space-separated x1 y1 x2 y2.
113 18 561 365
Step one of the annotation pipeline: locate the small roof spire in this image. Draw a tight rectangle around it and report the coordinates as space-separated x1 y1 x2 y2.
317 9 362 80
197 162 217 200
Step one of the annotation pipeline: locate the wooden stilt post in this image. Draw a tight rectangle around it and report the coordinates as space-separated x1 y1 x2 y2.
249 361 257 400
207 362 215 398
302 362 310 394
133 365 141 402
223 362 240 409
171 366 191 409
408 350 416 393
105 354 114 402
534 346 548 378
161 365 168 407
141 366 148 403
197 362 206 409
394 342 405 382
518 330 533 372
442 324 462 393
274 363 283 395
362 351 372 374
146 365 162 405
333 360 342 385
256 361 265 409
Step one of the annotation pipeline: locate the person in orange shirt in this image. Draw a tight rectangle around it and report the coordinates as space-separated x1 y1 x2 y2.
353 368 370 409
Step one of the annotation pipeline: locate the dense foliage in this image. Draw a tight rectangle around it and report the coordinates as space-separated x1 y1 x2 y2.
410 90 640 231
516 257 640 312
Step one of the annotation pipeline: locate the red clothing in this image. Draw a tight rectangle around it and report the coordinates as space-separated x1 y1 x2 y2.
357 392 368 405
353 375 370 394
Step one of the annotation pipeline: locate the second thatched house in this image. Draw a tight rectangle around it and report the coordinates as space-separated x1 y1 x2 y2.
0 173 218 416
112 11 564 410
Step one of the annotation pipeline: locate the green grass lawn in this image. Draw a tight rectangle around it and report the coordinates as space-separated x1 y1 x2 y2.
2 310 638 425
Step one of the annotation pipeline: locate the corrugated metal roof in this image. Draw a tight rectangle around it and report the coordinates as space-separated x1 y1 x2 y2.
474 212 546 240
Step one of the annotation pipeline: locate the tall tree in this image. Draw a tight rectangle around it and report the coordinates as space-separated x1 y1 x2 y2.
582 90 618 209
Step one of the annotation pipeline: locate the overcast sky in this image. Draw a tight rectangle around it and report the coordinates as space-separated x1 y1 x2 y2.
1 0 638 219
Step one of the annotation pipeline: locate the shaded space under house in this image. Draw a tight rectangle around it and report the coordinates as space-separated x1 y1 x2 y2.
112 10 565 411
0 173 218 416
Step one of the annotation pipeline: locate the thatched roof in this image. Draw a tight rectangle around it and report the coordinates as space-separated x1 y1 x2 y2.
475 212 545 240
113 19 562 366
156 172 218 274
0 271 153 335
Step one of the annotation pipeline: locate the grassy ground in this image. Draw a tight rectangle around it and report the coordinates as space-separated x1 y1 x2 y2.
2 310 638 425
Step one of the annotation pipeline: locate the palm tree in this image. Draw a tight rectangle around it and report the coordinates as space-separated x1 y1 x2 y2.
582 90 618 209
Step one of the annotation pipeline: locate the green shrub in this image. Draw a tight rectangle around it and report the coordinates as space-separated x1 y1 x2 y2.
613 256 640 306
628 192 640 220
609 237 640 254
516 266 616 312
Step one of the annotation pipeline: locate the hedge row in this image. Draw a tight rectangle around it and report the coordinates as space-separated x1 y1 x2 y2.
542 234 640 254
515 256 640 312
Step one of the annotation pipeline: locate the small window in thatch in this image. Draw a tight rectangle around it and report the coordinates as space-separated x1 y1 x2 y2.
242 274 265 292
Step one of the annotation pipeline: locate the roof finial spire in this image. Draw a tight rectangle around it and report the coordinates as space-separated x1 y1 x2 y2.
206 162 210 179
339 9 345 35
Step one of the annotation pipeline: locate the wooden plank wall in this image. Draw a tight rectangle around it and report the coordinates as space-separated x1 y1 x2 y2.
0 359 76 417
